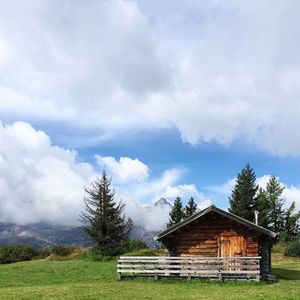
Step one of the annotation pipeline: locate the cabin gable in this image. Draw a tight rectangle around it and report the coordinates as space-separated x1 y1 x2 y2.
155 206 275 276
161 211 261 257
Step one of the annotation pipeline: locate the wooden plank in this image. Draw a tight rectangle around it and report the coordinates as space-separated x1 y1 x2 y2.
117 267 259 272
117 255 261 281
178 246 218 251
118 264 259 269
220 270 259 274
117 269 220 274
118 260 261 264
118 265 229 270
119 256 261 259
117 269 259 275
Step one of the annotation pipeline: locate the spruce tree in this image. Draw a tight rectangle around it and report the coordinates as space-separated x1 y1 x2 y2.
265 176 285 243
80 171 131 255
229 164 258 222
167 196 184 228
184 197 197 218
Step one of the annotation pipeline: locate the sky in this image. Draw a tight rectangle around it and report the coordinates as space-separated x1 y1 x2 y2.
0 0 300 231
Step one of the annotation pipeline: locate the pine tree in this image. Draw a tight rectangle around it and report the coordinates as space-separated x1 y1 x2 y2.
79 171 131 255
184 197 197 218
229 164 258 222
281 201 300 242
256 188 270 228
167 196 184 228
265 176 285 243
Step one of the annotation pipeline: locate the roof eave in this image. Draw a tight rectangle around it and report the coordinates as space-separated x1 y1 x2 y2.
211 206 276 238
154 205 276 240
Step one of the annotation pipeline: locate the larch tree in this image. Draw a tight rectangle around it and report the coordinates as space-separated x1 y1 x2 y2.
229 164 258 222
256 187 271 228
281 201 300 242
79 171 131 255
264 176 285 243
167 196 184 228
256 177 299 242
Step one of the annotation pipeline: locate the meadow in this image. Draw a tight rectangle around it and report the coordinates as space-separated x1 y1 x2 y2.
0 247 299 300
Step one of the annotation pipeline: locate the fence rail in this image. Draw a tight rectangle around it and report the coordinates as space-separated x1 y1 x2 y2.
117 256 261 281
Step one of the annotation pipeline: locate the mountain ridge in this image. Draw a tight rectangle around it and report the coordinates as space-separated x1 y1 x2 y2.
0 198 171 248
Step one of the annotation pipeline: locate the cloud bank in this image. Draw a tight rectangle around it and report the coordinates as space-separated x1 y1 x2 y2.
0 121 298 230
0 1 300 155
0 122 208 230
0 121 94 225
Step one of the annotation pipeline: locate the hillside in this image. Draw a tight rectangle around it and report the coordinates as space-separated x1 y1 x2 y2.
0 247 299 299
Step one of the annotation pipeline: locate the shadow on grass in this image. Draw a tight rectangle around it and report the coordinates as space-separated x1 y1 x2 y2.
119 276 265 286
272 268 300 280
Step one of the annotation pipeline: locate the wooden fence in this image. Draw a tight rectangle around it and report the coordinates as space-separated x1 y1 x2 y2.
117 256 261 281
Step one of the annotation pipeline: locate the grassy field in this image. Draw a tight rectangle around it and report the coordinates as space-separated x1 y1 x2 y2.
0 248 299 300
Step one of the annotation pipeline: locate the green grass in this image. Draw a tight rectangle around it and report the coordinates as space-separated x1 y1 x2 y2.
119 248 166 257
0 249 299 300
271 245 300 281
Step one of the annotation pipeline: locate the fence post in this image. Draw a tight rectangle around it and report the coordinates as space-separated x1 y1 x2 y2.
155 261 158 280
117 257 121 280
187 259 191 280
218 257 223 281
256 257 261 281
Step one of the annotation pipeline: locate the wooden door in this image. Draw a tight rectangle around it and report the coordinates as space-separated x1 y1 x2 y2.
220 236 245 257
220 236 245 271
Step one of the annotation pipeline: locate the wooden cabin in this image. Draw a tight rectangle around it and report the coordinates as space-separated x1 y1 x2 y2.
154 205 276 277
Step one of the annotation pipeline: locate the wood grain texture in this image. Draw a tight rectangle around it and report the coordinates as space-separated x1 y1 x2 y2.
161 211 261 257
117 256 261 281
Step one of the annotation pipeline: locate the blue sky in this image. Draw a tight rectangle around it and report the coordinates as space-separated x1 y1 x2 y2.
0 0 300 228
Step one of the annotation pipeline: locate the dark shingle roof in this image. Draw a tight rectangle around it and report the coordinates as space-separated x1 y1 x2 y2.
154 205 276 241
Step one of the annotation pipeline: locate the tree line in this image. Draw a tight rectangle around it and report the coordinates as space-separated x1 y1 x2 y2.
167 196 198 227
167 164 299 243
229 164 299 243
80 165 299 256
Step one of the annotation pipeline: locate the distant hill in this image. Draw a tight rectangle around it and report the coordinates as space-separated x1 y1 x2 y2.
0 222 92 248
0 198 171 248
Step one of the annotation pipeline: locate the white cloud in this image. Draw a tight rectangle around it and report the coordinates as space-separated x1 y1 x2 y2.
96 155 149 183
152 183 210 207
0 1 300 155
0 121 209 230
0 36 10 65
123 201 171 232
111 167 206 205
283 186 300 209
256 175 272 190
98 161 211 231
112 167 211 231
0 0 170 130
0 121 95 225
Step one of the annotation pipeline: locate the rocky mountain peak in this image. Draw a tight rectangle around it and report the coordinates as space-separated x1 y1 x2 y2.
154 198 172 208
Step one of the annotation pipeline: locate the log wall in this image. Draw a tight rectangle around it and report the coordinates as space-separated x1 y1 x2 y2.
163 212 260 257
